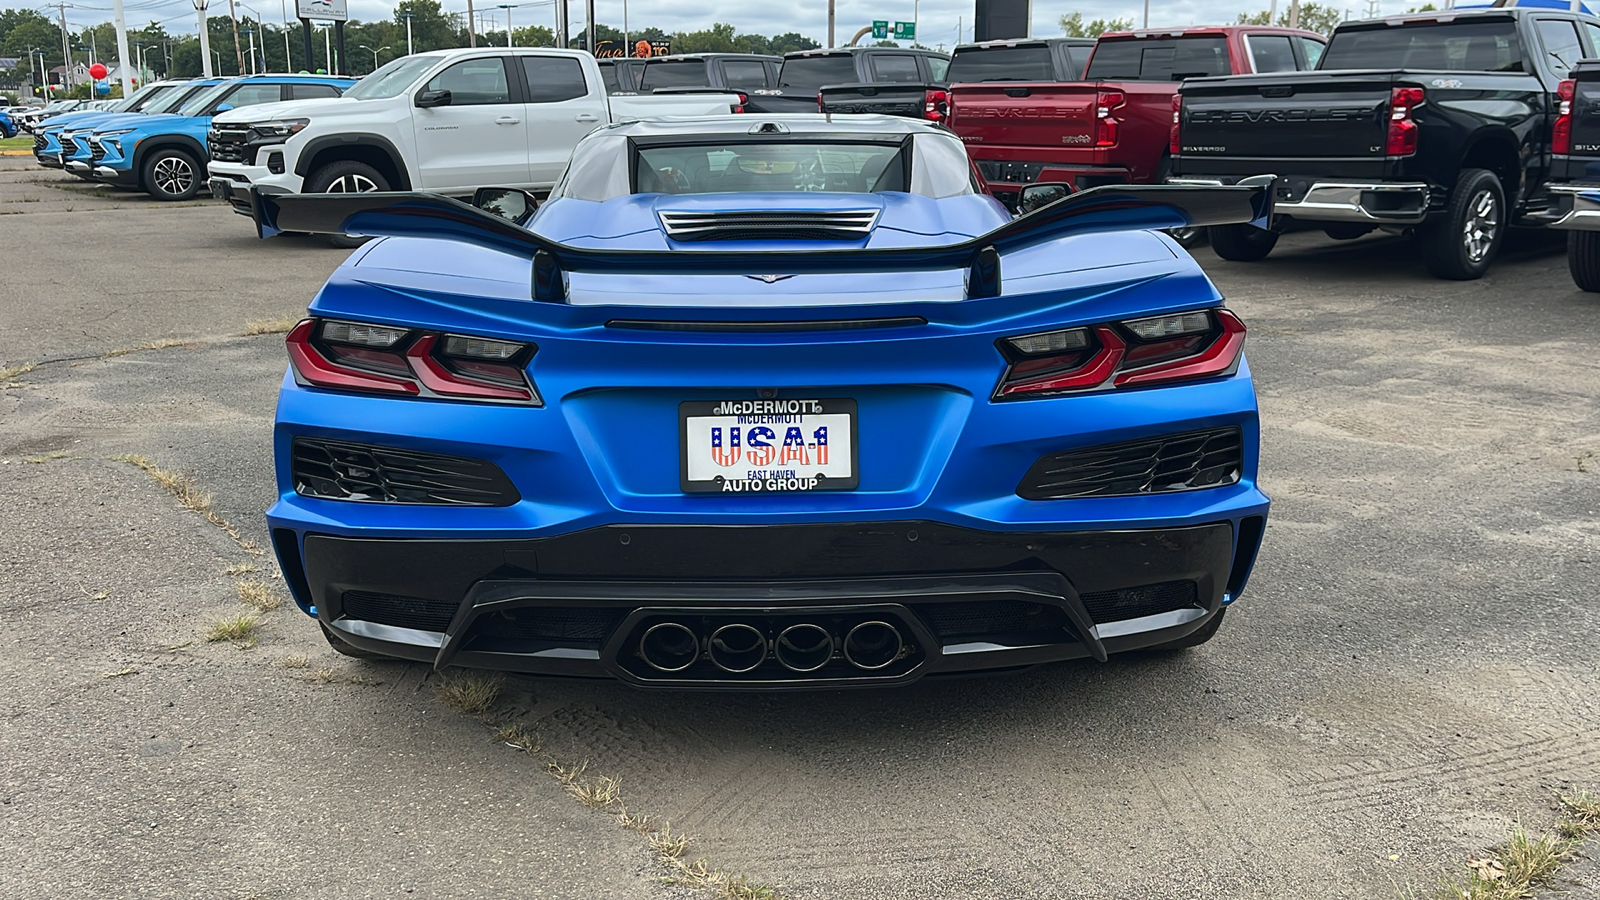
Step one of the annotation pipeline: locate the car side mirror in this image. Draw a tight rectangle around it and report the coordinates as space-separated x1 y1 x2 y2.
1017 182 1071 214
214 102 234 113
472 187 538 223
415 89 452 108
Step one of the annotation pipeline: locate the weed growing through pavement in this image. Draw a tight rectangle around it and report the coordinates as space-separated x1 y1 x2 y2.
24 451 67 464
112 454 262 555
101 338 201 359
1407 790 1600 900
102 666 138 678
279 655 310 669
241 316 303 336
1577 451 1595 473
205 614 260 647
0 362 36 382
237 579 283 612
491 722 540 754
434 671 502 715
225 563 259 576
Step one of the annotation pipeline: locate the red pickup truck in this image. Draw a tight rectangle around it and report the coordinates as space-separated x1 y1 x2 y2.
948 26 1328 206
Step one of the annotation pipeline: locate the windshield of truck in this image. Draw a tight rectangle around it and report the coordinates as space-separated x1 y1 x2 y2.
947 45 1056 82
344 55 440 98
1085 36 1231 80
1320 20 1524 71
777 54 859 90
640 60 711 90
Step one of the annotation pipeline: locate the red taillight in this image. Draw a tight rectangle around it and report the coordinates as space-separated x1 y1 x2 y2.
995 310 1245 399
1094 90 1125 148
733 92 748 114
1169 93 1182 155
1555 79 1576 155
816 92 824 113
1386 86 1424 157
286 318 539 404
923 88 949 123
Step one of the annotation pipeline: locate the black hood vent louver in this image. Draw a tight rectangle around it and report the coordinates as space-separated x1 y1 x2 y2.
658 209 881 242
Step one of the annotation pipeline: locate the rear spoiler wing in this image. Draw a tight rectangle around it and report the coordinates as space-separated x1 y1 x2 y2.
250 177 1274 302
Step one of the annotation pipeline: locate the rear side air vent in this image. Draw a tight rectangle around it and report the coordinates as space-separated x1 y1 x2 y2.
658 209 880 241
292 438 520 506
1017 427 1243 500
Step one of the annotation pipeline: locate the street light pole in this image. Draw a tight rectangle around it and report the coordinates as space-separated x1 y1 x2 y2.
279 0 291 69
358 44 390 71
194 0 213 76
111 0 134 96
399 12 413 54
499 4 514 47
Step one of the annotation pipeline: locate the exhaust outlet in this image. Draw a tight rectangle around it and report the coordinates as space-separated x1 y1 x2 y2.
707 624 767 673
639 622 699 672
774 623 834 672
843 621 903 670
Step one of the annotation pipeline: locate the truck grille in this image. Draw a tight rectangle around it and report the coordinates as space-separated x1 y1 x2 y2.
1017 427 1243 500
291 438 521 506
208 125 251 163
658 209 880 241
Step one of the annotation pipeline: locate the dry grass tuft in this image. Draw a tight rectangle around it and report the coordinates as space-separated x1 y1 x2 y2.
434 671 502 715
24 451 67 464
237 579 283 612
102 666 139 678
1560 790 1600 833
225 562 260 576
0 362 37 382
240 315 303 336
112 454 263 556
279 655 310 669
100 338 201 359
491 722 540 754
205 614 260 647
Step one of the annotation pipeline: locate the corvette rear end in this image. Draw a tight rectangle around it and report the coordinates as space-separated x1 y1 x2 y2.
262 116 1272 689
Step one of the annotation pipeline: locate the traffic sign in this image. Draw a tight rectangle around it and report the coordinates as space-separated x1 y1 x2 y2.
871 20 888 39
893 21 916 39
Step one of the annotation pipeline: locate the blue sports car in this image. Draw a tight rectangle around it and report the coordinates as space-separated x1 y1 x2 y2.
258 115 1272 689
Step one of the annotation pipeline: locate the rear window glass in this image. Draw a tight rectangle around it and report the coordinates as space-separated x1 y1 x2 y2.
1320 21 1524 72
637 142 907 194
947 46 1056 82
778 55 860 90
872 54 923 82
1086 36 1231 80
640 60 711 90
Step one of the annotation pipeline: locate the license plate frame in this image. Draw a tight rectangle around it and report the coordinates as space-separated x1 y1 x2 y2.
679 398 859 494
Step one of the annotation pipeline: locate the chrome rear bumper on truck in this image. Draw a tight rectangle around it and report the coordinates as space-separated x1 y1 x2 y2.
1167 177 1430 224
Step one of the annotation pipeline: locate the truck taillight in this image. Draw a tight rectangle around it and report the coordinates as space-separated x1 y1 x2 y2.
1386 86 1424 157
1555 79 1576 155
817 92 824 113
924 88 949 123
733 92 748 114
1169 94 1182 155
1095 90 1126 148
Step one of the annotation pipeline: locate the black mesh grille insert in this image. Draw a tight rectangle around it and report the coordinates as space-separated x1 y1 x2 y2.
292 438 520 506
914 600 1070 640
1017 427 1243 500
341 591 459 632
34 134 47 152
1080 580 1199 624
467 607 628 651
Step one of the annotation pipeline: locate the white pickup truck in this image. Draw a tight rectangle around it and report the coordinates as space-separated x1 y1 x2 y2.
204 47 741 221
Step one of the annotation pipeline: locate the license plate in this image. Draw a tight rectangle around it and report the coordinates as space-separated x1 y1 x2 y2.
208 178 231 200
680 398 857 494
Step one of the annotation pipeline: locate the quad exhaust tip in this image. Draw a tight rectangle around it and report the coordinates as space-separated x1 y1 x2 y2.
708 623 767 673
774 623 834 672
843 621 904 670
639 622 699 672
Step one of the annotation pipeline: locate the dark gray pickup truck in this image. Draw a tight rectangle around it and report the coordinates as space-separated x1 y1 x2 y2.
1547 57 1600 290
786 47 952 119
1171 8 1600 279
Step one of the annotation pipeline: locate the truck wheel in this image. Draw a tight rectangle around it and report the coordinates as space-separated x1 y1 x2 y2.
306 160 390 248
1568 232 1600 292
1144 608 1228 651
1209 224 1278 262
1421 168 1503 280
142 148 202 201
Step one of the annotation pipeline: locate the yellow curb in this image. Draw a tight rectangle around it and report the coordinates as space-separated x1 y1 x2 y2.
0 150 36 156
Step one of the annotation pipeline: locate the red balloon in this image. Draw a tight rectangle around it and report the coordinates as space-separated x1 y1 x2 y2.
89 62 108 79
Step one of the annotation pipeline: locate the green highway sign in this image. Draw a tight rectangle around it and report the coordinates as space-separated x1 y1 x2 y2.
893 21 915 39
872 20 888 39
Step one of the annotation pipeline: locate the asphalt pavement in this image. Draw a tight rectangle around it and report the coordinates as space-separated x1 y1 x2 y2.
2 156 1598 899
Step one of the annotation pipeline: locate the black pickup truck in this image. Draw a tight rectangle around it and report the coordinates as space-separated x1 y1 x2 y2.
1547 58 1600 290
786 47 952 119
1170 8 1600 279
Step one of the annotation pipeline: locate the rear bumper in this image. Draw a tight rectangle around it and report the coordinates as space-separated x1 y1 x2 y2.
1548 183 1600 231
1169 176 1431 224
283 518 1265 689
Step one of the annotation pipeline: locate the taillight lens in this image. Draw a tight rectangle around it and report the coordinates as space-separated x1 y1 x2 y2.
1169 94 1182 155
1386 86 1424 157
816 91 824 112
1094 90 1125 148
286 318 540 405
733 92 747 114
995 309 1245 399
924 88 949 123
1555 79 1576 155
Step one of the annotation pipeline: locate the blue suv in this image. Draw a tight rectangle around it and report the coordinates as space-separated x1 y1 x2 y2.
87 74 354 201
47 80 221 176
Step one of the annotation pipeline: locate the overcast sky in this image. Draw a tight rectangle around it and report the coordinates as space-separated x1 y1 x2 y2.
47 0 1369 49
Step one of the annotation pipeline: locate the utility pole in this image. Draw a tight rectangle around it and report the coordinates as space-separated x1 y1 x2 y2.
49 3 74 92
280 0 291 69
585 0 594 53
194 0 213 76
1143 0 1149 28
227 0 244 73
465 0 476 46
1288 0 1300 28
827 0 835 47
556 0 567 46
